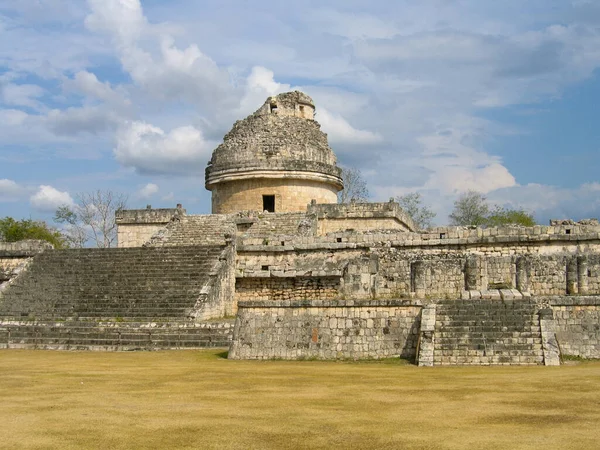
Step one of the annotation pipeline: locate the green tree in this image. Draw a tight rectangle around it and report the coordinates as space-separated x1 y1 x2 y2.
449 191 490 226
54 190 127 248
338 167 369 203
448 191 536 227
396 192 436 229
486 206 536 227
0 217 65 248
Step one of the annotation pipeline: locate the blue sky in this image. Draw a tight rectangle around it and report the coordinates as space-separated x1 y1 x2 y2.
1 0 599 226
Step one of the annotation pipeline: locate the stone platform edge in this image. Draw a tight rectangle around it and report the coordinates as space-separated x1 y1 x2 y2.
236 299 424 308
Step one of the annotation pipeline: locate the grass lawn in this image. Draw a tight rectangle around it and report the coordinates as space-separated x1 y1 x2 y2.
1 349 599 449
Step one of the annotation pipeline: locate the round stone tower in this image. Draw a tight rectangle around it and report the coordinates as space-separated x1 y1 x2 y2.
206 91 343 214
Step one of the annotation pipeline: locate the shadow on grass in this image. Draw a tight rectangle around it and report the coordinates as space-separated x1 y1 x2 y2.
215 350 229 359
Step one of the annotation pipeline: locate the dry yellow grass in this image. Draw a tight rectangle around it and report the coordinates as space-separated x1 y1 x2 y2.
1 349 599 450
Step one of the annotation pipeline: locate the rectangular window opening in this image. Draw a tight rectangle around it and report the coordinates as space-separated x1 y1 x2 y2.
566 229 571 235
263 195 275 212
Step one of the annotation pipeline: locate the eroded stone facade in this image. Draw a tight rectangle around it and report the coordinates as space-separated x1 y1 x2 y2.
205 91 343 214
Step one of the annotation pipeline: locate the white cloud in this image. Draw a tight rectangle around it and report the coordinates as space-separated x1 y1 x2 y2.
46 106 120 136
85 1 233 110
489 182 600 223
1 83 45 110
233 66 290 118
309 9 399 40
0 179 26 202
0 109 29 126
115 121 214 175
425 163 517 195
317 108 383 145
67 71 130 107
137 183 159 198
30 185 74 212
582 182 600 192
85 0 146 45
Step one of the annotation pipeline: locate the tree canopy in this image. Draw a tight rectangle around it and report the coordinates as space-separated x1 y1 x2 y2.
0 217 65 248
449 191 535 227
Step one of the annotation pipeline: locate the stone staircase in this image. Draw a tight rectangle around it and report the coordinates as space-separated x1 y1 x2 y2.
433 300 544 365
0 246 233 350
146 215 236 247
0 320 233 351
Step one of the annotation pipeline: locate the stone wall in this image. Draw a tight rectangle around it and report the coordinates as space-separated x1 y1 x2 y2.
211 178 338 214
236 221 600 300
235 277 340 302
116 206 184 247
549 296 600 358
117 223 170 248
0 240 52 286
308 201 416 234
228 299 421 360
237 223 600 257
189 244 237 320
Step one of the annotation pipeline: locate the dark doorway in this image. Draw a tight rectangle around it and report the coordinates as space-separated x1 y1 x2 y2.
263 195 275 212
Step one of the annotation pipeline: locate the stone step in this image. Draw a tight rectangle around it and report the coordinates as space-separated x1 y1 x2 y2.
435 325 541 332
430 299 544 366
0 320 233 350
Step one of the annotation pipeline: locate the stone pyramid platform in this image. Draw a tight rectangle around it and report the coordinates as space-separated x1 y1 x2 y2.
0 245 233 350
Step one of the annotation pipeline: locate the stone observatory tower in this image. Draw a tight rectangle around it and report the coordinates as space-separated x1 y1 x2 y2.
206 91 343 214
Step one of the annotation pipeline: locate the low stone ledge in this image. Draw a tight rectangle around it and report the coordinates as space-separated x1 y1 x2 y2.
237 229 600 252
545 295 600 306
0 240 54 257
237 299 423 308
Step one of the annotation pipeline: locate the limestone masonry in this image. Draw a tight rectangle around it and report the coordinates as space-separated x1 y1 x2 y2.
1 91 599 365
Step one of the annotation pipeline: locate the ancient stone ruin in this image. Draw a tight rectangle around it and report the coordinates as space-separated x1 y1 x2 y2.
1 91 599 365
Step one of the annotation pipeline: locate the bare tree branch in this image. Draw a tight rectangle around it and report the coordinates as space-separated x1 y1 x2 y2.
55 190 127 248
396 193 436 229
338 167 369 203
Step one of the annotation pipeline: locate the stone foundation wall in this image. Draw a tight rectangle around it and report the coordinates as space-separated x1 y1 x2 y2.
228 299 422 360
235 277 340 302
549 296 600 358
